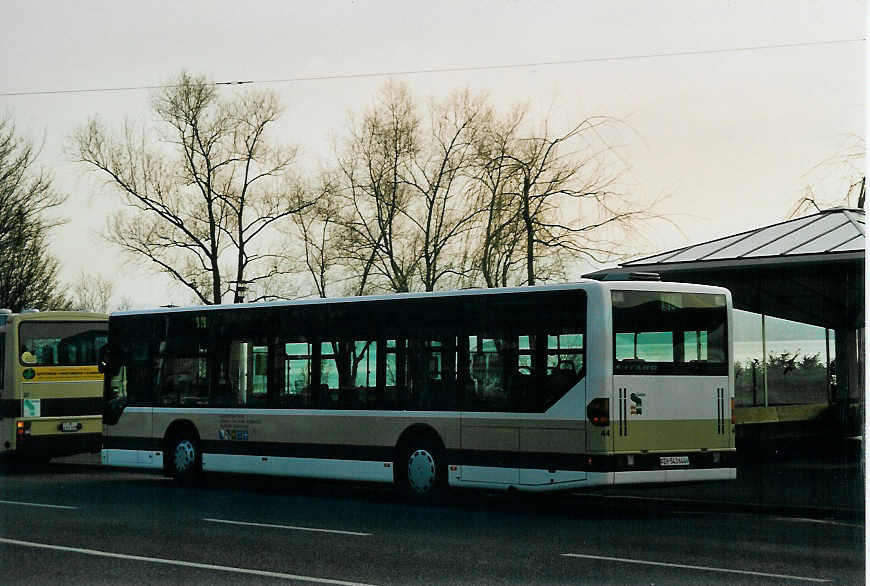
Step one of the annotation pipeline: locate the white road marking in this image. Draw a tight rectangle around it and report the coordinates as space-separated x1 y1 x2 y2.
203 517 373 536
0 536 378 586
771 516 863 528
561 553 830 583
673 510 863 529
0 499 78 510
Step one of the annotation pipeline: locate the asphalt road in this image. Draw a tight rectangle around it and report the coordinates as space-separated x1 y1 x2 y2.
0 461 864 585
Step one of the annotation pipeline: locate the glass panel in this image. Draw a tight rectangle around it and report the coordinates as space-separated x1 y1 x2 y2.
734 309 764 407
158 342 210 407
636 332 674 362
320 340 376 409
684 330 708 361
764 315 830 405
612 291 727 376
19 321 108 366
109 366 127 401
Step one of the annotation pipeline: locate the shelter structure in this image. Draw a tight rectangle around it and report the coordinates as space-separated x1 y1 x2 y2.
585 208 865 434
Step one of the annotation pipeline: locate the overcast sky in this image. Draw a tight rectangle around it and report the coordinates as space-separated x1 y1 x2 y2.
0 0 865 309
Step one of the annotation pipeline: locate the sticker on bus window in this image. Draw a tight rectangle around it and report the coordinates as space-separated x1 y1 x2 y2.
23 398 40 417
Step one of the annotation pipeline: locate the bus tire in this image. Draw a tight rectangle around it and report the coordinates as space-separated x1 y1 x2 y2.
396 436 445 500
169 431 201 484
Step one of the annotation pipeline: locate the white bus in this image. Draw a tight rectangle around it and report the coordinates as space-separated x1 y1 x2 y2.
100 280 736 495
1 310 107 461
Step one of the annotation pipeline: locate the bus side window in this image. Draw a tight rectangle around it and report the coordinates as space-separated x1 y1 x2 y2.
282 341 313 408
320 340 377 409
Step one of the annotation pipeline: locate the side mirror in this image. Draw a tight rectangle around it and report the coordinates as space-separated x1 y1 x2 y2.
103 396 127 426
98 345 108 374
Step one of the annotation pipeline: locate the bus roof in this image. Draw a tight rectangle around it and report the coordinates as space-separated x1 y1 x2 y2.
112 280 732 318
0 311 107 328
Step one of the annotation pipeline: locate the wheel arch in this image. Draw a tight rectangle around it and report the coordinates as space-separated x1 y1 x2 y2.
395 423 445 455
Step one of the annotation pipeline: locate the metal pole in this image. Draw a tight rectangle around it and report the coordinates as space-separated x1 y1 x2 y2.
825 328 831 404
761 314 768 408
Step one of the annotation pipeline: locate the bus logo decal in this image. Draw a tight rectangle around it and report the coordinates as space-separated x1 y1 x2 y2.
219 429 248 441
629 393 645 415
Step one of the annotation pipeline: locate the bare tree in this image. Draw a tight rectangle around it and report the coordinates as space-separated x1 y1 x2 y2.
70 271 114 313
290 174 372 298
72 72 313 305
790 136 866 217
468 106 528 288
471 113 651 286
333 82 487 294
0 117 69 311
335 82 419 294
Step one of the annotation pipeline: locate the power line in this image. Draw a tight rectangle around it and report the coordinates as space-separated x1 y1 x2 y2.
0 37 863 98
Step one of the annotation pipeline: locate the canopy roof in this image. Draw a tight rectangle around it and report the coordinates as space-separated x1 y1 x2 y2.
625 208 864 270
586 208 865 329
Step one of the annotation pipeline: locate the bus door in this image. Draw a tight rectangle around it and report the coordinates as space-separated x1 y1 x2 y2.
103 339 157 467
0 328 9 452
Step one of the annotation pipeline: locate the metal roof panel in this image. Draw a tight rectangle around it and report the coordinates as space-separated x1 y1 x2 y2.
624 209 865 266
704 214 829 259
787 222 866 255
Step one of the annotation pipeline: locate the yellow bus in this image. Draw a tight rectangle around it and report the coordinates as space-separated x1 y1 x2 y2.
0 310 107 461
101 281 735 495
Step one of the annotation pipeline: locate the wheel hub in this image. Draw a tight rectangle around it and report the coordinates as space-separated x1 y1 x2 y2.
407 449 436 493
174 440 196 473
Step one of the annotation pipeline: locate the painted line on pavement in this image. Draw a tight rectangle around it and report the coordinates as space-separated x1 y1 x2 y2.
672 510 863 528
0 499 78 510
204 517 373 536
0 537 378 586
771 516 863 528
561 553 830 583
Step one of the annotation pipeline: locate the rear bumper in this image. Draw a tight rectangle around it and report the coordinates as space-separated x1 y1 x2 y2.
586 450 737 472
589 467 737 486
16 432 101 458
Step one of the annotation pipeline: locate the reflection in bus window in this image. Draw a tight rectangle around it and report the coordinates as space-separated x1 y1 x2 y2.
19 322 107 366
321 340 376 409
612 291 727 375
283 341 313 407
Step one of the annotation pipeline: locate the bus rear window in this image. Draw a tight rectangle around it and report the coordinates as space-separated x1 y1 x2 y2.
612 291 727 375
19 322 108 366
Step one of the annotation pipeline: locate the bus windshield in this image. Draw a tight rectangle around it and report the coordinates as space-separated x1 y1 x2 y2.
19 322 108 366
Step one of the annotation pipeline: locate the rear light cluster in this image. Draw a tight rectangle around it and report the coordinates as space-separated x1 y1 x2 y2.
587 397 610 427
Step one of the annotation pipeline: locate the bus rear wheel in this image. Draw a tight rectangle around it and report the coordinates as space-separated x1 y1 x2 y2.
397 437 445 500
169 433 200 484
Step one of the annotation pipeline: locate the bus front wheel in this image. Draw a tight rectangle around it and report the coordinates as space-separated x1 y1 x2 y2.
397 438 445 499
169 433 200 483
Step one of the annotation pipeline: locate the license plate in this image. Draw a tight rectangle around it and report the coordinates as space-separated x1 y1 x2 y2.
660 456 690 467
61 421 81 432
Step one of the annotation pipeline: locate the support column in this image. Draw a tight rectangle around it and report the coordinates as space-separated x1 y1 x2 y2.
834 327 858 436
761 314 768 408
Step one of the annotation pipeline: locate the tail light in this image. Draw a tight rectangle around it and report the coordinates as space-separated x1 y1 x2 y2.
587 397 610 427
